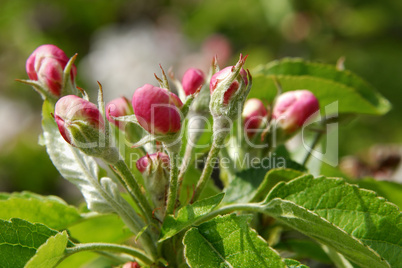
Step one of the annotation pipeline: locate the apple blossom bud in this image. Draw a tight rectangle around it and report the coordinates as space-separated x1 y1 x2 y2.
272 90 319 133
106 97 133 129
54 95 118 163
210 67 248 104
242 98 268 138
209 55 251 121
136 152 170 219
123 262 140 268
182 68 205 96
136 152 170 174
26 44 76 97
132 84 183 136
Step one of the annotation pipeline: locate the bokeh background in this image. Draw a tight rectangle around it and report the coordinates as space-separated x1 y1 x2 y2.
1 0 401 202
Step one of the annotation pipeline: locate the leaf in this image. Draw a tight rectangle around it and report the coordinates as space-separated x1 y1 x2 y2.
180 163 221 203
25 231 68 268
355 178 402 209
263 175 401 267
183 214 285 268
68 214 133 243
276 237 331 263
251 168 305 202
0 191 82 230
223 160 305 204
251 58 390 115
320 164 402 209
159 193 225 242
284 259 309 268
0 218 73 268
223 167 270 204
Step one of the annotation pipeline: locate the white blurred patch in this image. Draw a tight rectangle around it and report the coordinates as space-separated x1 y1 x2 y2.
79 22 189 101
0 97 33 147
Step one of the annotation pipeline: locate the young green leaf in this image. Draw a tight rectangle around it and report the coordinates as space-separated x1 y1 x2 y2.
68 214 133 243
250 168 305 202
355 178 402 209
25 231 69 268
251 58 391 115
159 193 225 242
183 214 285 268
263 175 401 267
223 167 270 204
0 218 73 268
224 161 305 204
0 192 81 230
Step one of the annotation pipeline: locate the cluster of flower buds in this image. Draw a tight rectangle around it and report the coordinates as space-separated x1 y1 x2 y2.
136 152 170 219
25 44 77 98
272 90 319 133
54 95 119 163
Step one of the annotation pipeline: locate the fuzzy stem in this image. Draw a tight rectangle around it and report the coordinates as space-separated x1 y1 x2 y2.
191 116 229 203
64 242 154 265
113 159 155 226
177 117 206 197
165 151 180 215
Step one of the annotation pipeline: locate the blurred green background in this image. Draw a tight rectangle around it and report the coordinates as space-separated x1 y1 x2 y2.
1 0 401 201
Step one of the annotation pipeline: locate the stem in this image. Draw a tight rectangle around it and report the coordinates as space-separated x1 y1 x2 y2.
177 117 205 199
113 159 155 226
65 243 153 265
191 116 228 203
301 130 323 166
165 151 179 215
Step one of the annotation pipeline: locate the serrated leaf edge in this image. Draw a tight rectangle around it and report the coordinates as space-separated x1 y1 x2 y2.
264 198 390 267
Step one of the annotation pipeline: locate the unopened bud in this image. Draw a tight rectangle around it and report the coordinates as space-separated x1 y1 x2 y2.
242 98 268 138
26 44 76 97
209 55 251 120
132 84 183 136
106 97 133 129
182 68 205 96
123 262 141 268
272 90 319 133
54 95 118 163
136 152 170 219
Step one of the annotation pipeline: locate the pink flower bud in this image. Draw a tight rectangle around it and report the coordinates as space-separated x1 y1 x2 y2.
182 68 205 96
106 97 133 129
123 262 140 268
136 152 170 174
210 66 248 105
136 152 170 219
272 90 319 133
242 98 268 138
55 95 104 145
209 55 251 124
132 84 183 135
26 44 77 96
